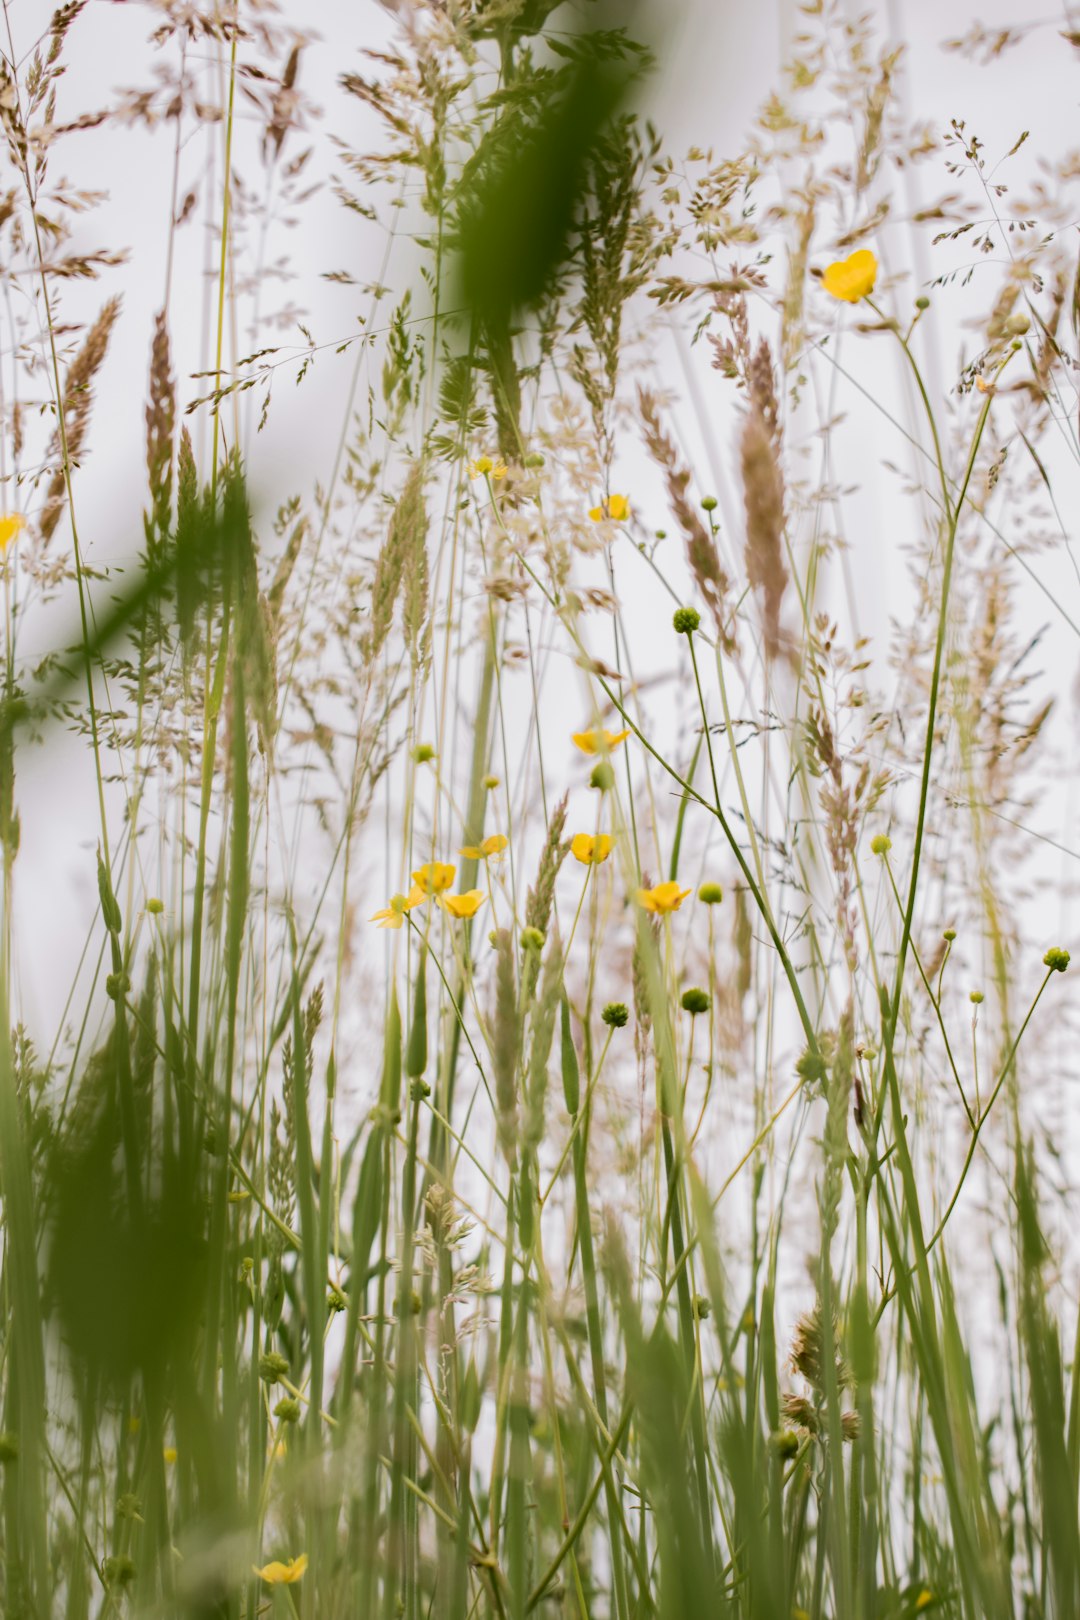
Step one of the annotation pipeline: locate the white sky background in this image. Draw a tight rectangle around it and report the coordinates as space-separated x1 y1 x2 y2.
7 0 1080 1174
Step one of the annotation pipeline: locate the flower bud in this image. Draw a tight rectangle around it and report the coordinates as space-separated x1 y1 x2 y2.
698 882 723 905
681 987 711 1016
700 495 718 512
673 606 701 635
870 834 892 856
520 926 545 952
1044 946 1070 973
274 1396 301 1424
602 1002 629 1028
259 1351 290 1385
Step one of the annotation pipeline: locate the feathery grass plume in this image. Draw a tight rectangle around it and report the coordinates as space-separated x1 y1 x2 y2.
781 194 816 370
39 296 120 543
267 509 308 626
522 792 568 1000
400 465 429 668
821 1006 854 1244
144 309 174 552
363 460 425 665
490 928 520 1164
524 930 561 1151
174 425 202 651
638 386 733 649
739 401 787 663
856 46 902 192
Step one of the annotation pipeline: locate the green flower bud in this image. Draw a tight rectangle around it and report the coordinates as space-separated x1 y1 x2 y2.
259 1351 290 1385
681 987 711 1016
772 1429 800 1460
523 452 545 468
1005 311 1030 336
970 989 984 1005
698 882 724 905
274 1396 301 1424
104 1556 136 1588
1044 947 1070 973
410 1076 431 1101
602 1002 629 1029
673 606 701 635
692 1292 711 1320
520 926 545 952
147 897 165 916
915 295 931 311
412 743 436 764
870 834 892 856
589 760 615 792
943 928 956 942
484 774 500 790
700 495 718 512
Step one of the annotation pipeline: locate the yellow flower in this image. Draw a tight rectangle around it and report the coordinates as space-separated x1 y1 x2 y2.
459 834 508 860
440 889 486 919
821 248 877 303
571 728 630 756
254 1554 308 1585
370 886 426 928
163 1447 177 1465
915 1594 934 1613
636 880 691 915
0 513 25 552
588 493 630 522
411 862 455 895
468 456 507 480
570 833 613 865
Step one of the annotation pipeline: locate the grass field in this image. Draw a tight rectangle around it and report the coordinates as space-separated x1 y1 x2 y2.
0 2 1078 1616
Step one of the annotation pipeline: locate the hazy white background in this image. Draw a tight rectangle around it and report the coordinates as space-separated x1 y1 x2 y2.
7 0 1080 1071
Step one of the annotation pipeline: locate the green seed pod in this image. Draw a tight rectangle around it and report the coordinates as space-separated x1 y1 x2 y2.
673 606 700 635
405 949 427 1078
602 1002 629 1029
560 994 580 1115
379 984 403 1113
681 987 710 1016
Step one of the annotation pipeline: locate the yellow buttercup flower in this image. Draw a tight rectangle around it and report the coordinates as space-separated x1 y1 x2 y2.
915 1594 934 1613
821 249 877 303
254 1554 308 1585
459 834 508 860
572 728 630 756
440 889 486 919
636 880 691 915
0 513 25 552
570 833 613 865
411 862 455 895
588 493 630 522
370 886 426 928
468 456 507 480
163 1446 177 1465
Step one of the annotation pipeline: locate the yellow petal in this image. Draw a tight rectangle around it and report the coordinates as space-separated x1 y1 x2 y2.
254 1554 308 1585
588 495 630 522
636 881 691 914
0 513 25 552
412 862 455 894
570 833 613 865
821 248 877 303
163 1446 177 1464
370 907 404 929
458 845 483 860
482 833 508 856
571 728 630 756
440 889 486 919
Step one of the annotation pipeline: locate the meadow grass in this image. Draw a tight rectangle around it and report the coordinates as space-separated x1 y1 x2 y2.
0 2 1077 1616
